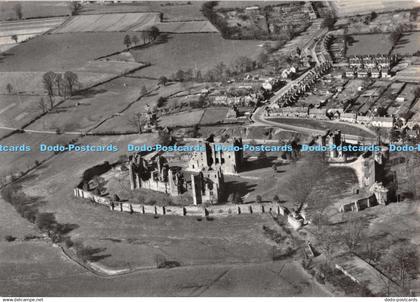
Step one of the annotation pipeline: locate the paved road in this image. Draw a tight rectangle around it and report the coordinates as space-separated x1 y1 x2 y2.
251 26 377 143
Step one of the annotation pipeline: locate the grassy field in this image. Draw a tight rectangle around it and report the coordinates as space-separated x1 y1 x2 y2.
0 17 67 48
130 33 264 78
0 1 69 21
270 118 376 138
0 94 58 128
53 13 160 33
0 32 130 71
26 76 155 133
346 33 393 56
393 32 420 56
159 110 204 127
8 133 280 272
200 107 229 125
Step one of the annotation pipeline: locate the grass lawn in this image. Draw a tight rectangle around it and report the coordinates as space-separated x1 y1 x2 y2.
130 33 264 78
270 117 376 138
346 33 393 56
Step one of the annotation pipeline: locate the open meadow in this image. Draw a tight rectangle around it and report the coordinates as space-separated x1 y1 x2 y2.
130 33 264 78
0 32 130 71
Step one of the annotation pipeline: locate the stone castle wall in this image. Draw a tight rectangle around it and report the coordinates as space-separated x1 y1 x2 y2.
74 187 287 218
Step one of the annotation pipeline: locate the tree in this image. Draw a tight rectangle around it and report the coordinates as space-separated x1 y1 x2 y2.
35 212 57 232
123 34 131 49
414 86 420 98
273 195 280 203
140 85 147 95
389 25 404 45
232 56 255 73
233 192 242 204
38 97 48 113
128 112 144 134
43 71 56 106
382 241 418 289
342 217 364 252
132 35 139 46
284 152 329 210
54 73 63 96
322 13 336 30
6 83 13 94
175 69 185 82
157 96 167 107
370 11 378 21
141 31 151 44
256 195 262 203
63 71 78 97
158 76 168 86
149 26 160 41
11 34 18 43
69 1 82 16
157 130 171 145
14 3 22 20
272 163 277 174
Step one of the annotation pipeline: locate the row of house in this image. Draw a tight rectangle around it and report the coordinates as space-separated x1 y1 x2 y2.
344 67 391 79
272 62 333 108
265 106 394 128
348 55 397 69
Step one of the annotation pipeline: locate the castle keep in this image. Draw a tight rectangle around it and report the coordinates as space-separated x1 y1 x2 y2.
187 136 244 175
128 152 225 204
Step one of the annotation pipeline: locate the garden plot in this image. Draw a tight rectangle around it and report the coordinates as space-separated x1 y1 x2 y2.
53 13 161 33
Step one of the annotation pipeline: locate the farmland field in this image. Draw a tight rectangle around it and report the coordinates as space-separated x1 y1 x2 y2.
53 13 161 33
0 32 130 71
130 33 264 78
346 33 393 56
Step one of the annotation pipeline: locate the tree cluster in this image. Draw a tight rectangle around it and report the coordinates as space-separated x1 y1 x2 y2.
123 26 160 48
201 1 238 39
42 71 79 108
